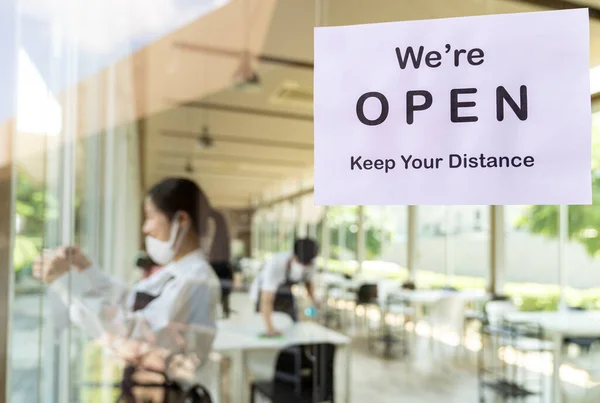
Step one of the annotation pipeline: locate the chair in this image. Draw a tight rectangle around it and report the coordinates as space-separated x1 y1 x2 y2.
478 297 551 403
483 298 553 353
354 283 379 338
81 320 220 403
369 279 414 357
118 365 213 403
250 343 336 403
246 313 295 381
479 319 545 403
425 295 467 357
561 341 600 403
82 365 213 403
563 306 600 355
318 273 353 329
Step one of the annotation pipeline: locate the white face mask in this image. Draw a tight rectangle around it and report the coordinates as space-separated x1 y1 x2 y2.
145 213 188 265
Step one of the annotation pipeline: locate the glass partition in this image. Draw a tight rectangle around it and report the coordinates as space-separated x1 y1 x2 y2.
362 206 408 277
9 2 141 401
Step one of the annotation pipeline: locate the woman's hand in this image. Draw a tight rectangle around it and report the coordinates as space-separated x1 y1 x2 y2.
33 249 70 284
264 328 282 337
32 246 92 284
65 245 92 271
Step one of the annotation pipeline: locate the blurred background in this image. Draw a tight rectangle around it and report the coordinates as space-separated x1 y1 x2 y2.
1 0 599 402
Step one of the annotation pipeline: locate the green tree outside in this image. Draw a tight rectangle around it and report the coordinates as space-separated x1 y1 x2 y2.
516 115 600 256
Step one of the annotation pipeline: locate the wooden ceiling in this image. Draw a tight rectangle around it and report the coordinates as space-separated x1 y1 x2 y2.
10 0 600 209
146 0 600 209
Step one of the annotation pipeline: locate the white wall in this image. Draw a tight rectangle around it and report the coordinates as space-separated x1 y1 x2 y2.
381 232 600 289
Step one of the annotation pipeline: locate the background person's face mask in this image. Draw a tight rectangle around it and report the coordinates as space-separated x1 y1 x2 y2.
145 213 188 265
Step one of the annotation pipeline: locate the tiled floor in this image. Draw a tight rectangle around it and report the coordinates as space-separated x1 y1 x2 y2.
223 292 559 403
11 292 591 403
221 292 485 403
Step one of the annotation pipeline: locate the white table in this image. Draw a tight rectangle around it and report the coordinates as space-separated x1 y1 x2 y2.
214 320 352 403
392 289 488 304
387 289 488 321
504 311 600 403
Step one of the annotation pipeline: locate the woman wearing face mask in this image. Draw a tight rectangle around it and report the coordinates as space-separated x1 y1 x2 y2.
249 238 320 336
34 178 221 402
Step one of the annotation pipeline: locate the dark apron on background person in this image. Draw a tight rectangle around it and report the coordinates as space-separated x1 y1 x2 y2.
255 258 299 322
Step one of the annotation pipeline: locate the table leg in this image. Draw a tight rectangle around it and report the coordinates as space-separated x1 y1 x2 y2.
229 350 245 403
552 334 561 403
345 345 352 403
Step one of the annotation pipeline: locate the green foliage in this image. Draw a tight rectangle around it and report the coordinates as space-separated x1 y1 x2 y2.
325 206 392 260
515 174 600 257
13 168 60 273
516 116 600 256
13 235 41 273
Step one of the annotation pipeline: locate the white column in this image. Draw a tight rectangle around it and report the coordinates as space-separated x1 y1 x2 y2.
379 206 387 257
357 206 365 271
321 207 331 264
0 125 15 403
407 206 417 280
444 207 455 284
338 222 345 265
558 204 568 309
489 206 505 295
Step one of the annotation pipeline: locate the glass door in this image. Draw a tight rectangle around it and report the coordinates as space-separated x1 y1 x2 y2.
7 0 142 401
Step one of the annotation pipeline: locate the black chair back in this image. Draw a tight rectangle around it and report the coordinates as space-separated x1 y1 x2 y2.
401 281 416 290
564 305 600 351
356 284 378 305
273 343 336 402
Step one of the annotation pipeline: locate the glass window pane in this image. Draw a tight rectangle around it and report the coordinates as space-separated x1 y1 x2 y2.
326 206 358 273
362 206 408 276
565 112 600 308
505 205 560 311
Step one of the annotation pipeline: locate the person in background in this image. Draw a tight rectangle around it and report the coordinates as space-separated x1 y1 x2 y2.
135 252 162 279
208 209 233 318
250 238 319 336
34 177 221 402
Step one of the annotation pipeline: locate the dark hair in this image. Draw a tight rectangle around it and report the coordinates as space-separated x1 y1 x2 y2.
293 238 318 265
147 178 212 237
208 209 231 261
136 254 157 270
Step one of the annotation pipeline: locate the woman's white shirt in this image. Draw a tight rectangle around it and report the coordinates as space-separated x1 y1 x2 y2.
49 249 221 366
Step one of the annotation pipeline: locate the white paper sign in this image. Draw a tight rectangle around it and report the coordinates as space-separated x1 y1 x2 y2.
314 9 592 205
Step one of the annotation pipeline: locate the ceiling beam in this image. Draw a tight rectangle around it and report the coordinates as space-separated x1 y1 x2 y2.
161 129 313 150
514 0 600 20
157 150 309 167
176 101 314 122
156 158 300 176
256 187 315 209
156 169 278 183
212 200 252 208
172 41 314 70
157 164 286 180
